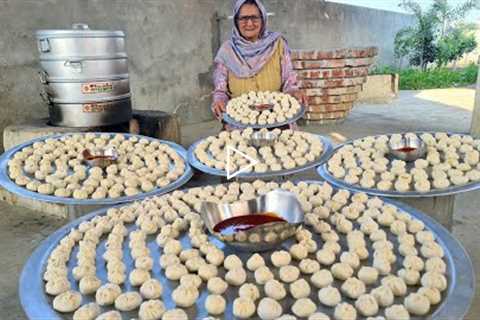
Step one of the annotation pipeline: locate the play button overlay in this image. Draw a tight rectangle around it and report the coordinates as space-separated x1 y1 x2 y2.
226 145 259 180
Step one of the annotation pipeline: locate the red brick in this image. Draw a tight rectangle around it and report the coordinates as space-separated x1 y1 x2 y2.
298 85 362 95
293 58 375 70
304 110 350 120
292 47 378 60
306 93 358 104
306 102 353 113
293 59 346 70
301 78 366 91
296 67 369 80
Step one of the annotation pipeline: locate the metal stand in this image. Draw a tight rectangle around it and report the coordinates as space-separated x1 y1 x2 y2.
394 195 455 231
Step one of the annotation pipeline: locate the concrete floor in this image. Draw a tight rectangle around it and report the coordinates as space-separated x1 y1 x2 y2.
1 88 479 319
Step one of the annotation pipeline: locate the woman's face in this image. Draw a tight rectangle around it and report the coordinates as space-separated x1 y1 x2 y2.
237 3 262 42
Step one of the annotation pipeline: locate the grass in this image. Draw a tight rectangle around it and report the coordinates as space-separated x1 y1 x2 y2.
369 63 478 90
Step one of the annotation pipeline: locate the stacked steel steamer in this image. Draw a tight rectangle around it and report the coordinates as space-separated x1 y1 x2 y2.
35 23 132 127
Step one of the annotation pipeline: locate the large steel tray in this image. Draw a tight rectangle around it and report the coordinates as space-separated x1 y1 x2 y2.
19 181 474 320
0 133 193 205
223 105 306 129
317 133 480 197
188 134 333 179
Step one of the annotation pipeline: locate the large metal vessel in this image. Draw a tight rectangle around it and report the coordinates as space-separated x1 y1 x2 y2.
35 24 132 127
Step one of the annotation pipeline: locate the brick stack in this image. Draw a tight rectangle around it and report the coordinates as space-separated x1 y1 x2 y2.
292 47 378 123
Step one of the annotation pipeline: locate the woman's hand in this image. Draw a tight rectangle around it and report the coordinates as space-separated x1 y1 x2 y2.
291 90 308 106
212 100 226 120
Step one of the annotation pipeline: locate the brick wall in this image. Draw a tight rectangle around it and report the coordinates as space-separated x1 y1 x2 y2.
292 47 378 123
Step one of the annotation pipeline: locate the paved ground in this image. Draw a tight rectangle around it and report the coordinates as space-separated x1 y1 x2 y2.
1 88 479 319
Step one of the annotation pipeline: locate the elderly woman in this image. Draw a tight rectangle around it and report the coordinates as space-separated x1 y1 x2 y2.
212 0 305 120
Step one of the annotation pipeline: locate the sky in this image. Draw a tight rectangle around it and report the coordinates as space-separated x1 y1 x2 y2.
327 0 480 23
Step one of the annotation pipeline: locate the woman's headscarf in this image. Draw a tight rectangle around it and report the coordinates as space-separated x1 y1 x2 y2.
214 0 282 78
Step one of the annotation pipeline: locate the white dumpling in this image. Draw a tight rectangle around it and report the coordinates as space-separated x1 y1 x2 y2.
207 276 228 294
264 279 286 300
385 304 410 320
255 266 274 284
246 253 265 271
270 250 292 267
233 297 256 319
257 297 283 320
334 302 357 320
114 291 143 312
53 290 82 313
331 262 354 280
79 276 101 296
357 266 379 285
96 311 122 320
341 277 366 299
239 283 261 301
404 292 431 315
161 309 188 320
225 267 247 286
72 302 100 320
289 244 308 260
355 294 379 317
224 254 243 270
381 275 408 297
279 265 300 283
138 300 166 320
371 285 395 307
165 264 188 280
290 279 311 299
96 283 122 306
205 294 226 315
310 270 334 288
172 285 199 307
129 268 151 286
318 286 341 307
291 298 316 318
140 279 163 300
198 264 218 281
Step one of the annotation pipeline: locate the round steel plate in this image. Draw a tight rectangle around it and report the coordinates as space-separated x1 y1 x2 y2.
19 181 475 320
188 134 333 179
223 105 306 129
0 133 193 205
317 132 480 198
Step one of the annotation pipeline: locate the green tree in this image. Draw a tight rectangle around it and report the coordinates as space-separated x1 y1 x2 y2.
436 25 477 67
395 1 438 70
395 0 479 69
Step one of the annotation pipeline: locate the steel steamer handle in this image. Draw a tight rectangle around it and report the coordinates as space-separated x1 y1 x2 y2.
37 38 50 53
38 70 48 84
64 60 83 73
72 23 89 30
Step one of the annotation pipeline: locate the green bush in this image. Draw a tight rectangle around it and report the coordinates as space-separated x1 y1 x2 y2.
369 63 478 90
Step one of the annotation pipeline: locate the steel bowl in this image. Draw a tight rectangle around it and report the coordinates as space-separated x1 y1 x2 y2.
200 189 304 251
82 146 118 168
388 135 427 162
249 131 279 148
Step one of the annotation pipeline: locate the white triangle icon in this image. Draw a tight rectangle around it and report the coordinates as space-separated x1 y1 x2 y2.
226 145 259 180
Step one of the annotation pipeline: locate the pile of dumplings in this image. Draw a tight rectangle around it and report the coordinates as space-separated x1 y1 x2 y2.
43 180 448 319
194 128 324 174
327 132 480 193
7 133 186 199
226 91 302 126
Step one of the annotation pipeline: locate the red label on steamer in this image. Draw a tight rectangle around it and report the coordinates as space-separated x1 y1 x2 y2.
82 102 114 113
81 81 113 94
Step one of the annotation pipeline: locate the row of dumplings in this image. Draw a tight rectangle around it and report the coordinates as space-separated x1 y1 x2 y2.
328 132 480 192
7 133 186 199
194 129 324 173
43 180 448 319
226 91 302 125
